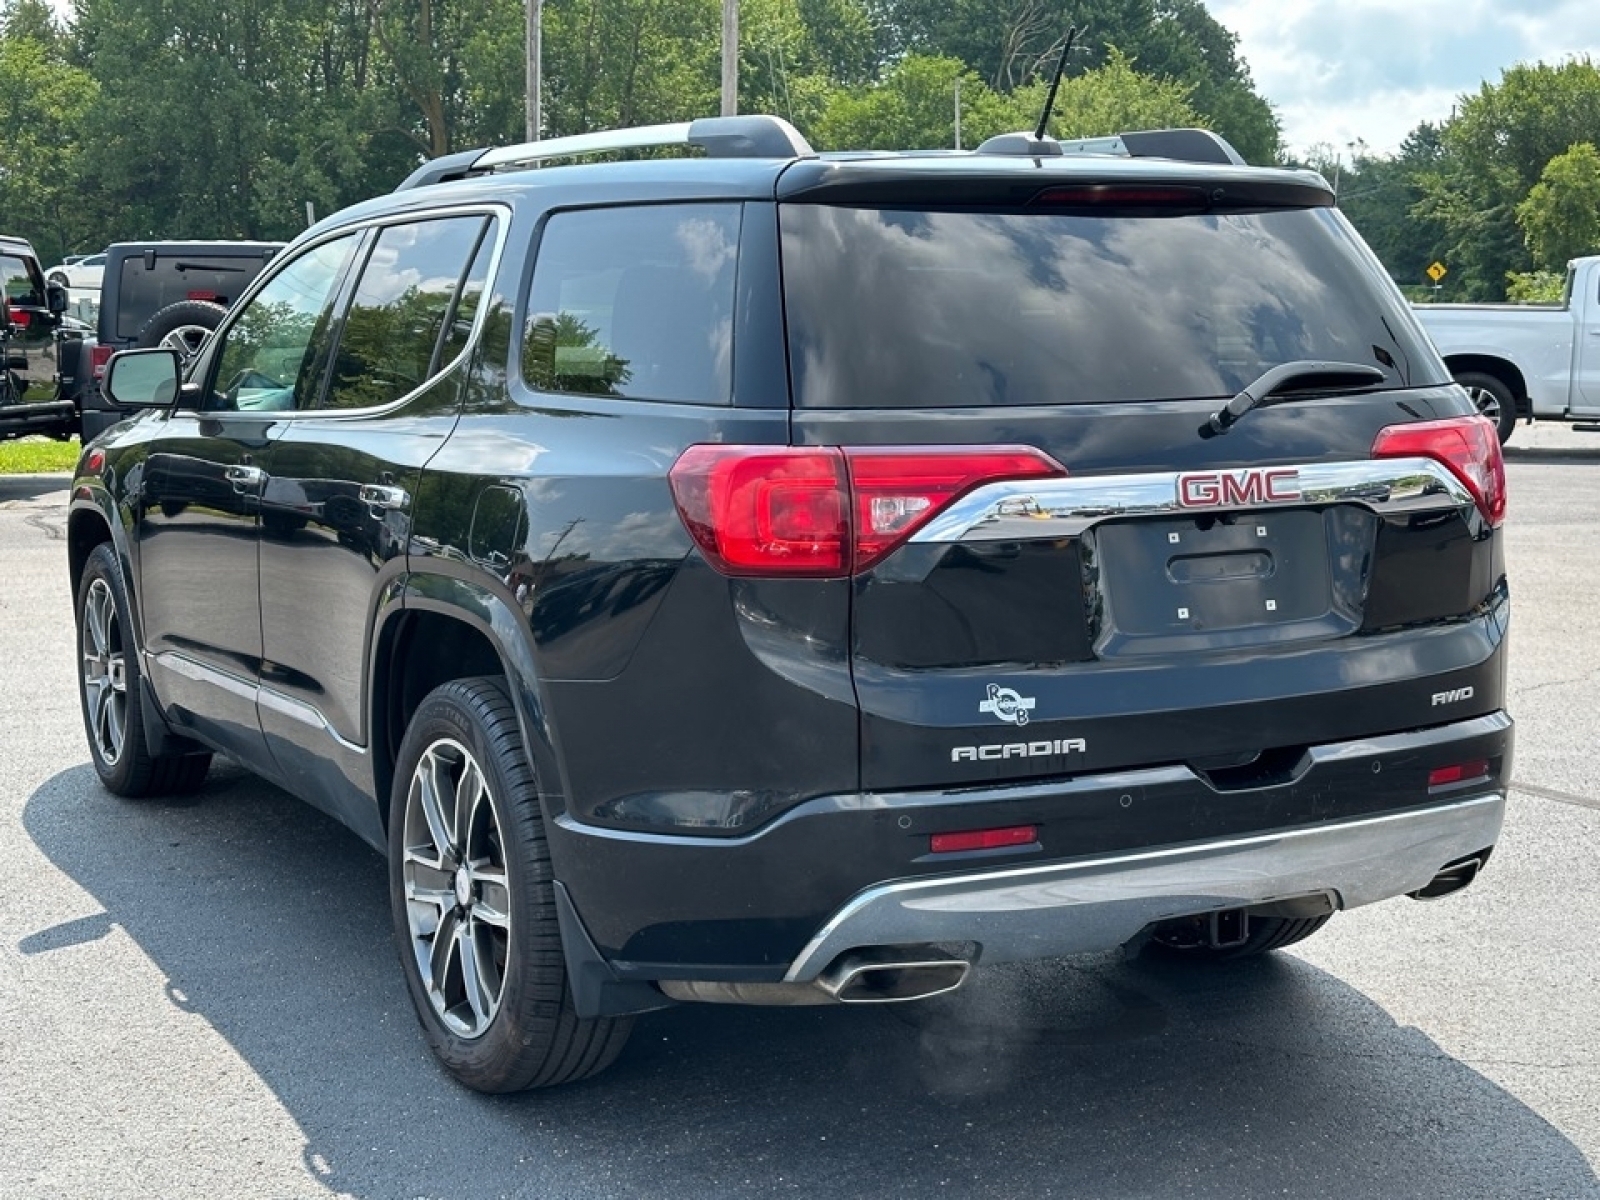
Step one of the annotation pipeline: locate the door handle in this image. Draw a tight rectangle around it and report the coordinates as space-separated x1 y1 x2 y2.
359 484 409 510
225 464 264 489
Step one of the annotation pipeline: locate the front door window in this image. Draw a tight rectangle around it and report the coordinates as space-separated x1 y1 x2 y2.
208 234 359 412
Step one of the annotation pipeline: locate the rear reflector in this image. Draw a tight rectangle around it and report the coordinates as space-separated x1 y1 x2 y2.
1371 414 1506 527
670 444 1064 577
1428 760 1490 788
930 825 1038 854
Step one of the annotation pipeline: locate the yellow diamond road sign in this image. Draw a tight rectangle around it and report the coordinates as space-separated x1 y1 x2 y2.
1426 261 1448 283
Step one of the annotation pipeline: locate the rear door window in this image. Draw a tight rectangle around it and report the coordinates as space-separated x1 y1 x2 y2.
316 215 493 411
779 205 1443 408
522 204 740 404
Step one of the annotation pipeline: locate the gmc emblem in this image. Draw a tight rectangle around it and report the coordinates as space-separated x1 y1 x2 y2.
1177 468 1301 509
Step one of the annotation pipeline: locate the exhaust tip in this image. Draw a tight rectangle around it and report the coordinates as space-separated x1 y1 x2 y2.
818 947 972 1003
1410 847 1493 901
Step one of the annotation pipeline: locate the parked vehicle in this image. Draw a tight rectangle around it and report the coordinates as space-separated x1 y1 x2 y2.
75 240 282 441
45 252 106 292
1415 254 1600 443
69 114 1512 1093
0 239 282 445
0 234 87 443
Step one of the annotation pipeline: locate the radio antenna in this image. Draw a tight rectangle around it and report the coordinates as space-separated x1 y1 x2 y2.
1034 26 1083 142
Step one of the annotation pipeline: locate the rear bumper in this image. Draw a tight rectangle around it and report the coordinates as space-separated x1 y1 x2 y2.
784 791 1503 981
549 712 1513 991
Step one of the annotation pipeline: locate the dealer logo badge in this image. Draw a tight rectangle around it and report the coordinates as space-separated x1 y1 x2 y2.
979 683 1036 726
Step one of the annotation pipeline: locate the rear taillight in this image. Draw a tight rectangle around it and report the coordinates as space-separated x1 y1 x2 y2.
1371 414 1506 527
90 344 114 380
8 309 29 328
669 444 1065 577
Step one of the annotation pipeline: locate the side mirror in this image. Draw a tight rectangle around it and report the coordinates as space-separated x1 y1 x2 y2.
46 282 67 315
104 349 182 409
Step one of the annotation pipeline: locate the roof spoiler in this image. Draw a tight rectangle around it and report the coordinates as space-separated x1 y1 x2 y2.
973 127 1246 167
396 115 815 191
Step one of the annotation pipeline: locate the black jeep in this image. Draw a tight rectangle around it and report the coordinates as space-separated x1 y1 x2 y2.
0 233 80 441
68 115 1512 1092
76 240 282 442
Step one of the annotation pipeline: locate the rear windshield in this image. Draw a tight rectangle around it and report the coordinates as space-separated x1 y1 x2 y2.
113 254 274 340
779 205 1442 407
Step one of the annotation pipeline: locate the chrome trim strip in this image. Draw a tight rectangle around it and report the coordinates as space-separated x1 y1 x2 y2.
149 650 256 702
148 651 364 754
258 687 365 754
783 792 1504 982
911 455 1474 543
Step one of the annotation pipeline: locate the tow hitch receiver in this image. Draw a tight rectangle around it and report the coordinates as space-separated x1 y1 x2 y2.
1207 909 1251 949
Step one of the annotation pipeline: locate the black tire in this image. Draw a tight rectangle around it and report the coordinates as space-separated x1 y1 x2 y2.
74 543 213 797
389 676 632 1092
1146 913 1331 963
134 300 229 365
1455 370 1518 445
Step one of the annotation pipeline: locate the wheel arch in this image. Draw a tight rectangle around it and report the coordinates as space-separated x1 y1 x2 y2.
372 570 565 836
67 502 114 596
1442 355 1528 415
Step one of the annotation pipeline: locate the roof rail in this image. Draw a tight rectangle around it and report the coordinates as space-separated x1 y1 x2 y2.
396 114 814 191
973 127 1246 167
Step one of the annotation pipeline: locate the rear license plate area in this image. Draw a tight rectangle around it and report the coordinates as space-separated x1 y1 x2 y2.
1095 511 1351 655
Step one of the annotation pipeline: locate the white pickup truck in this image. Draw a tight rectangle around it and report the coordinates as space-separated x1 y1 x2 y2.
1414 254 1600 444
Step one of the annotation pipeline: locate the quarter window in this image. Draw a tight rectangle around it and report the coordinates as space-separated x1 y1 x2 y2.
522 204 740 404
318 215 493 411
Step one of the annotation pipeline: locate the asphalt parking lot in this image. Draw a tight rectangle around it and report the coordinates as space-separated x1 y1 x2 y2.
3 424 1599 1199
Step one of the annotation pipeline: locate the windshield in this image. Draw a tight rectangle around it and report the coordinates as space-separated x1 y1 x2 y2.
780 204 1443 408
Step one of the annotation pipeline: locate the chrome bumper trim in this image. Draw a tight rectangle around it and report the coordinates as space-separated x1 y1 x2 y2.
783 792 1505 982
911 455 1473 542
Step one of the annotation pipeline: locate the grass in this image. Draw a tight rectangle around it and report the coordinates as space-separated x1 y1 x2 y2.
0 436 80 474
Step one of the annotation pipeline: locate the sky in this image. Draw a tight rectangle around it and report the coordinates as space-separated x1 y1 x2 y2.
1210 0 1600 158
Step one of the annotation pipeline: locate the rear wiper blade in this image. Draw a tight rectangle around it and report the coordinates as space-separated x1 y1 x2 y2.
1204 360 1386 436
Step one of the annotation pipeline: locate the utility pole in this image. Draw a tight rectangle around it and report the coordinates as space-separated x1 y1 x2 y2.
954 78 962 150
721 0 738 116
526 0 542 142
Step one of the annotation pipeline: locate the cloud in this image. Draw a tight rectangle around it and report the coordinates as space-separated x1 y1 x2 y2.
1211 0 1600 155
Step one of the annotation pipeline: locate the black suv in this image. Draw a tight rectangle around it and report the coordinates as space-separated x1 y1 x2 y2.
68 115 1512 1093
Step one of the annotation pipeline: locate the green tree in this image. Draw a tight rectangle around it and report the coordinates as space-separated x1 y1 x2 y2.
367 0 524 156
1312 123 1453 294
0 7 98 262
813 50 1197 152
1417 57 1600 298
1515 142 1600 271
880 0 1278 161
540 0 719 137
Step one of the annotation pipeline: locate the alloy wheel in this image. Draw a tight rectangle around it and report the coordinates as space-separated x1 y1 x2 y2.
401 738 511 1039
1466 384 1502 427
81 577 128 766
